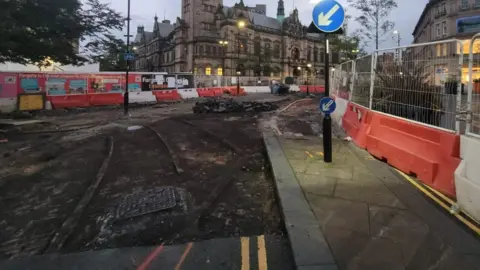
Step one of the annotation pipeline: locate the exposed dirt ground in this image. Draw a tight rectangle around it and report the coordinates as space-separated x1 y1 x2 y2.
0 95 294 259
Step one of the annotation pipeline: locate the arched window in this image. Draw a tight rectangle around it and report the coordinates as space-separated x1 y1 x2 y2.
314 47 318 62
292 48 300 60
273 43 281 58
205 66 212 75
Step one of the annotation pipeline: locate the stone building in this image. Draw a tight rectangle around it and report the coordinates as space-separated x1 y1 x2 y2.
413 0 480 82
133 0 341 78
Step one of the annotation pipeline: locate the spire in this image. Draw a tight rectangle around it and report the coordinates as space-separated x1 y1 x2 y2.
153 15 159 36
277 0 285 23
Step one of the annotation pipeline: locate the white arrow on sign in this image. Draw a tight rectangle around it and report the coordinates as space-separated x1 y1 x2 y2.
322 99 334 112
317 4 340 26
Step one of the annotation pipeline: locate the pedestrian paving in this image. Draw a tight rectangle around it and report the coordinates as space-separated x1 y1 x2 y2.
266 133 480 270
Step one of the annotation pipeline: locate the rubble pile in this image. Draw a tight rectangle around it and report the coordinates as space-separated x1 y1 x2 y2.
193 98 279 114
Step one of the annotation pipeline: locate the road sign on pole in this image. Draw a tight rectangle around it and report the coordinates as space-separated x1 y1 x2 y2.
311 0 345 163
312 0 345 33
319 97 337 115
124 53 135 61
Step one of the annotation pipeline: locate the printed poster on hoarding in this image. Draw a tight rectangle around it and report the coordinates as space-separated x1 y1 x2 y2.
0 73 18 98
140 74 193 91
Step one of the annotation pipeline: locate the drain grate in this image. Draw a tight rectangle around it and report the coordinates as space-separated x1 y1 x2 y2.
115 186 177 220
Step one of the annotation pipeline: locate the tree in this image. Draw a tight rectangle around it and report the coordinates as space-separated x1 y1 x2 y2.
0 0 124 66
95 38 127 71
347 0 398 50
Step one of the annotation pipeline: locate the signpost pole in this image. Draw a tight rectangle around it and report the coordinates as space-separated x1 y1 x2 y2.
310 0 345 163
323 35 332 163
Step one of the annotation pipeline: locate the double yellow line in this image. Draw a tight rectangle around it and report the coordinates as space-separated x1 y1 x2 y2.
396 169 480 235
241 235 268 270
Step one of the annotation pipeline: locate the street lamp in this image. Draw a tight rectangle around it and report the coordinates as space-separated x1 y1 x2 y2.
124 0 132 116
393 30 401 47
306 64 312 95
236 14 247 96
219 40 228 76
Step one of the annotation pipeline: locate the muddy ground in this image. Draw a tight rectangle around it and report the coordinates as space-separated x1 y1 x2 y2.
0 95 295 259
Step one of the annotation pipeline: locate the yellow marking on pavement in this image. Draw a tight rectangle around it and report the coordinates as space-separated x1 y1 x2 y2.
241 237 250 270
316 152 324 156
396 169 480 235
174 242 193 270
257 235 268 270
365 155 375 160
305 151 314 158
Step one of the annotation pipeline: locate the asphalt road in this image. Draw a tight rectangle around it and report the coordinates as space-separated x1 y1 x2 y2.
0 234 294 270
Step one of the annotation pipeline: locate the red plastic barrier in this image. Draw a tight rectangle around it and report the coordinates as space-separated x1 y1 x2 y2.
197 88 215 97
48 95 90 109
365 112 460 198
299 85 308 92
210 88 223 96
153 90 181 101
341 102 371 148
88 93 123 106
313 86 325 93
222 86 246 96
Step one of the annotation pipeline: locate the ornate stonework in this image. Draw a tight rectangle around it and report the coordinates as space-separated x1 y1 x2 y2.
133 0 341 78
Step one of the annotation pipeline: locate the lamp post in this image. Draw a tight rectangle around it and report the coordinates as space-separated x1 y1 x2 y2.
219 40 228 84
123 0 132 116
306 63 312 95
236 15 246 96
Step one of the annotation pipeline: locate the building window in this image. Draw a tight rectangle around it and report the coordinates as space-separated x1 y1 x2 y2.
476 0 480 7
217 67 223 75
314 48 318 62
460 0 469 9
205 67 212 75
194 67 198 74
442 21 447 35
273 44 280 58
206 46 211 54
436 23 441 37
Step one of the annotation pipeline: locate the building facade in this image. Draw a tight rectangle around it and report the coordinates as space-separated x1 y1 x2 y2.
133 0 341 78
413 0 480 83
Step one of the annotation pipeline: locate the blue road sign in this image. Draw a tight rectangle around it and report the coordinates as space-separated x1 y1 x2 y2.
319 97 336 115
124 53 135 61
312 0 345 33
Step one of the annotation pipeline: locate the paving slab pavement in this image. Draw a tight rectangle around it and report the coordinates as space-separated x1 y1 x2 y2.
264 132 480 270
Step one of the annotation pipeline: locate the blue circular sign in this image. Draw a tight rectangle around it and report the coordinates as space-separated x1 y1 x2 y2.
312 0 345 33
319 97 336 114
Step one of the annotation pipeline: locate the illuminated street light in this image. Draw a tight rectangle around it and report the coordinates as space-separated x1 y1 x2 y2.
237 20 246 29
307 63 312 68
297 66 301 70
219 40 228 45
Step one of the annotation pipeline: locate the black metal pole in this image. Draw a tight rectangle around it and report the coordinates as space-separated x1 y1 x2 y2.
124 0 131 116
323 34 332 163
237 33 240 95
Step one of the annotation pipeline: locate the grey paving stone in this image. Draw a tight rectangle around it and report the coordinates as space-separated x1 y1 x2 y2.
304 163 353 180
283 149 309 160
334 177 407 209
287 223 336 266
263 132 337 269
288 159 309 173
296 173 337 197
305 193 370 235
297 265 339 270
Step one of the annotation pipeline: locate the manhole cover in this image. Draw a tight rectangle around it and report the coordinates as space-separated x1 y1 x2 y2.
115 186 177 220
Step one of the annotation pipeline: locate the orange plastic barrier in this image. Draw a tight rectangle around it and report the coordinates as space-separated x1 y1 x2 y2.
210 88 223 96
153 90 181 101
313 86 325 93
48 95 90 109
223 87 245 96
88 93 123 106
365 112 460 198
299 85 325 93
341 102 371 148
196 88 215 97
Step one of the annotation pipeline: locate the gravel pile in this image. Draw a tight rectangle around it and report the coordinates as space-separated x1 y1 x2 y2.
193 98 279 114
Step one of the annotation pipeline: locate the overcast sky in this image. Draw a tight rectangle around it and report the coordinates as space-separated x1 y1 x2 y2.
107 0 426 52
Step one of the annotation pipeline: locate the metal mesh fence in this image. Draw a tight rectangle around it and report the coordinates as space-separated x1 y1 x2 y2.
372 41 462 131
194 75 272 87
351 55 372 108
331 61 353 99
467 38 480 136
